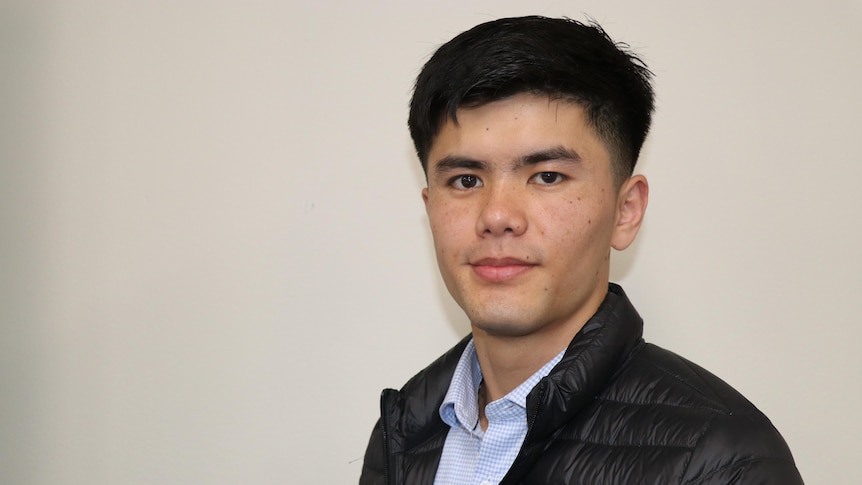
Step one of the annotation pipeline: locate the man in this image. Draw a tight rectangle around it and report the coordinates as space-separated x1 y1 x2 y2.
361 16 802 484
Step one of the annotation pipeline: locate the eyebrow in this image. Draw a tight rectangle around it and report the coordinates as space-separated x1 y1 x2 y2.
432 156 488 176
518 145 582 167
432 145 582 176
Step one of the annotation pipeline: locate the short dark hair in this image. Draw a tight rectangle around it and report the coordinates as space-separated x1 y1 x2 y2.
408 16 655 182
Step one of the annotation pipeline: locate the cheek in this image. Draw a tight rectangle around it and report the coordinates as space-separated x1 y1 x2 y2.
427 204 459 254
551 199 614 248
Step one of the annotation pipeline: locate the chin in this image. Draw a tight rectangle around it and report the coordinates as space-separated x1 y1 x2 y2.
468 314 540 338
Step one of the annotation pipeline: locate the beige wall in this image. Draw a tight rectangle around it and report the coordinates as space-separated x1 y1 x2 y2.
2 1 860 483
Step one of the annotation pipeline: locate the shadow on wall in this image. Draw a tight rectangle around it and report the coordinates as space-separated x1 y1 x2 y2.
0 4 48 484
610 225 643 283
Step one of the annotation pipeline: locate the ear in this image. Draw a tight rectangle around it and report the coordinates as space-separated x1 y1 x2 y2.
611 175 648 251
421 187 429 206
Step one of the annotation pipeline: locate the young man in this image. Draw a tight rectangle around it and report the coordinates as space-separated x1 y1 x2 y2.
361 16 802 485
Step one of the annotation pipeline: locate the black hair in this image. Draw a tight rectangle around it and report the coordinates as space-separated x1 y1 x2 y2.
408 16 654 182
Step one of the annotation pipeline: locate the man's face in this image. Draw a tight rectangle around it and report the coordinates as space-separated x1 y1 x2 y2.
422 93 645 339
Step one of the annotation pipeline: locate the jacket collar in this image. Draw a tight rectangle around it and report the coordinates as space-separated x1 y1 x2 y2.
531 283 643 439
387 284 643 458
383 335 471 455
504 283 644 482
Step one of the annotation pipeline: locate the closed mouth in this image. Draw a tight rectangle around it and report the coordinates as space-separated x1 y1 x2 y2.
470 257 536 282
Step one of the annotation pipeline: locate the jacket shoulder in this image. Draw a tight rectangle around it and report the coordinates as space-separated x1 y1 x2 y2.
609 343 759 412
605 343 803 484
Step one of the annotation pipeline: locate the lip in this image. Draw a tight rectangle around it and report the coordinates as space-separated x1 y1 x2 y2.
470 257 536 283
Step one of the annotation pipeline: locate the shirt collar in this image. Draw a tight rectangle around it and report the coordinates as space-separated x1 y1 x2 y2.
439 339 483 431
439 338 566 431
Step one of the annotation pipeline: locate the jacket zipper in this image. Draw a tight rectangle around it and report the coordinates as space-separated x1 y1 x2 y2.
500 379 547 485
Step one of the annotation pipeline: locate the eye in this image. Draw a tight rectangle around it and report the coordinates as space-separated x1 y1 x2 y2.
531 172 565 185
450 174 483 190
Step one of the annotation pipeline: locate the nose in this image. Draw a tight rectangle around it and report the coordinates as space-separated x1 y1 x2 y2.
476 183 528 237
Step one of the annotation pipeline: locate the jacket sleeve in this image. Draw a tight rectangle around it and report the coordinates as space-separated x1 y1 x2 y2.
682 410 803 485
359 418 386 485
693 457 804 484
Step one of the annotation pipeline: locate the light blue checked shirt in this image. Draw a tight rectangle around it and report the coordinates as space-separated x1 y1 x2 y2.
433 339 565 485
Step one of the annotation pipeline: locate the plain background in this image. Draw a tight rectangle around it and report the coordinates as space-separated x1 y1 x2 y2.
2 1 860 483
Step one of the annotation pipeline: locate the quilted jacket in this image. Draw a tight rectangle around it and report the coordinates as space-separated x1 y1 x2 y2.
360 284 803 484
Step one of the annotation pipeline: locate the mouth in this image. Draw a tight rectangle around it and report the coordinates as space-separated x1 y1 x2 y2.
470 257 537 283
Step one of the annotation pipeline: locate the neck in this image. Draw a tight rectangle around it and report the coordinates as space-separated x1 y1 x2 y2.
473 330 566 404
472 286 607 403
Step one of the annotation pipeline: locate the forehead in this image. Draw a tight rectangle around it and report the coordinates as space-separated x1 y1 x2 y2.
428 93 610 169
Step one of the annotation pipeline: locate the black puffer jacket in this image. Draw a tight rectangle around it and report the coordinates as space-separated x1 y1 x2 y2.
360 284 803 484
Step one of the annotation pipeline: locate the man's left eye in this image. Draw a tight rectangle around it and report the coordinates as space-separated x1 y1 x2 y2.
532 172 564 185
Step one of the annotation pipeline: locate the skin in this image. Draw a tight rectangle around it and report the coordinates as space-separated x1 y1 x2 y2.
422 93 648 426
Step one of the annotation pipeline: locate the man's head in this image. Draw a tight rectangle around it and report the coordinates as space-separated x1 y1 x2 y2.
409 16 654 185
415 17 653 342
